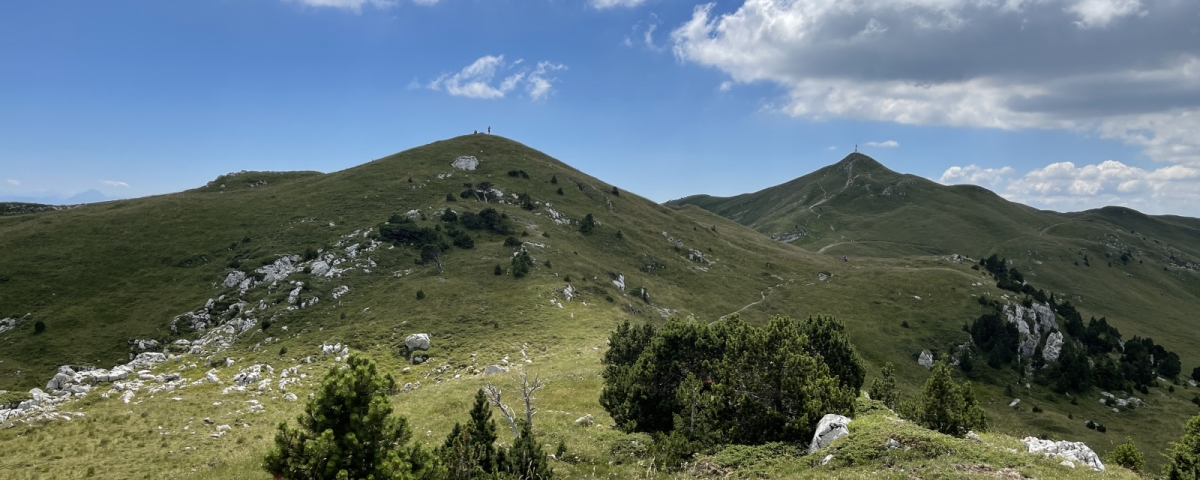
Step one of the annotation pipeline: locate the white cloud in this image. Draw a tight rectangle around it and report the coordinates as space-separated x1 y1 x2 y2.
591 0 647 9
865 140 899 148
719 81 733 91
5 179 17 186
1004 160 1200 213
428 56 566 102
282 0 399 12
102 180 130 187
1067 0 1146 29
526 62 568 102
670 0 1200 171
826 146 837 150
939 165 1016 186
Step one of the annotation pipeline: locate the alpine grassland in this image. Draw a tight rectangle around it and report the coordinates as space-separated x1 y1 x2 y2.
0 135 1196 478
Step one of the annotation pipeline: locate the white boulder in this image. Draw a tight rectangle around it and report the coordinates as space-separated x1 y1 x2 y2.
917 350 934 369
575 414 594 427
405 334 431 352
809 414 852 453
1043 332 1064 362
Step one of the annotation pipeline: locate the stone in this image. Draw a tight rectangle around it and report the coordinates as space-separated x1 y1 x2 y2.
411 355 428 365
205 369 221 383
310 261 331 277
885 438 901 449
809 414 852 453
1061 460 1075 468
821 454 834 466
223 271 246 288
483 365 508 376
46 373 72 392
612 274 626 291
917 350 934 369
405 333 431 352
1043 331 1064 362
451 156 479 171
1009 398 1021 407
1022 437 1105 472
575 414 594 427
966 431 982 442
283 393 298 402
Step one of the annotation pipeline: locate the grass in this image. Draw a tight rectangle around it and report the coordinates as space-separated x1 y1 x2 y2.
0 135 1196 477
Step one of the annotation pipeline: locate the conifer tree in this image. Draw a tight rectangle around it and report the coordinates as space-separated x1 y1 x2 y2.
915 361 987 437
1163 413 1200 480
867 362 900 410
264 352 441 479
1105 436 1145 473
439 389 499 479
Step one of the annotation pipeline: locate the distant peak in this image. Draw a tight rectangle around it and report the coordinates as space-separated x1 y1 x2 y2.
831 152 893 175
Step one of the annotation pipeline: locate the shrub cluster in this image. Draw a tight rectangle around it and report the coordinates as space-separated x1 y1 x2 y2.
600 315 863 468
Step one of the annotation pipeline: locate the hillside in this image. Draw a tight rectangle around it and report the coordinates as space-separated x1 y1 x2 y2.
0 137 1196 478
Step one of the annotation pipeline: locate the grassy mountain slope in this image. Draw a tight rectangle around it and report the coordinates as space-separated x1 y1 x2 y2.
0 137 1194 478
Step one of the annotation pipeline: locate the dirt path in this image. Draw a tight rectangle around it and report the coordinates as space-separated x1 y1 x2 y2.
714 282 788 323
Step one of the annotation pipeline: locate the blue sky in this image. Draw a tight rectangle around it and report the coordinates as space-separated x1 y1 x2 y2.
2 0 1199 215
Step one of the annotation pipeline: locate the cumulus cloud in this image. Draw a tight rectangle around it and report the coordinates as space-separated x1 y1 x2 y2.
428 56 566 102
591 0 647 9
865 140 899 148
939 165 1016 186
719 81 733 92
102 180 130 187
282 0 400 12
1005 160 1200 213
5 179 17 186
670 0 1200 166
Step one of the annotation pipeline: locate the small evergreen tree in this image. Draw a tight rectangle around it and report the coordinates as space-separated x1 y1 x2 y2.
1163 413 1200 480
446 192 457 202
503 422 553 479
580 214 595 234
915 361 987 437
512 252 534 278
1105 436 1144 473
611 186 619 196
867 362 900 411
494 265 503 276
439 389 500 479
33 320 46 334
550 175 557 184
555 187 563 196
264 353 440 479
442 208 458 222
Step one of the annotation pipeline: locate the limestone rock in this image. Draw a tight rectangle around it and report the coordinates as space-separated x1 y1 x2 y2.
451 156 479 171
1022 437 1105 472
223 271 246 288
283 393 298 402
809 414 852 453
611 274 625 291
405 333 431 352
575 414 594 427
966 431 982 442
1043 331 1064 362
917 350 934 369
310 261 331 277
46 373 72 392
483 365 508 376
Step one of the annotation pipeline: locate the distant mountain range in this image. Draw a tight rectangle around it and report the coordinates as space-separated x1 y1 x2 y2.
0 189 116 205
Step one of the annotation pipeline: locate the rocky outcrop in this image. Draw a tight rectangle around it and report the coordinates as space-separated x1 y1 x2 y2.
1022 437 1105 471
1003 303 1058 358
1042 331 1064 362
809 414 852 453
611 274 625 291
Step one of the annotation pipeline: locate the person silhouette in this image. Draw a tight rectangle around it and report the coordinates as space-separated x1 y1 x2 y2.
488 126 491 134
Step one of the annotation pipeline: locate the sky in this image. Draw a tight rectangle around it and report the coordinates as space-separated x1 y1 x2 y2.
2 0 1199 216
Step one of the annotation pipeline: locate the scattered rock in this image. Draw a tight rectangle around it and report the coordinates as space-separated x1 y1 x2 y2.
1009 398 1021 407
885 438 902 449
966 431 982 442
1022 437 1105 472
411 356 428 365
809 414 852 453
611 274 625 291
482 365 508 376
282 393 298 402
821 454 834 466
575 414 594 427
451 156 479 171
917 350 934 369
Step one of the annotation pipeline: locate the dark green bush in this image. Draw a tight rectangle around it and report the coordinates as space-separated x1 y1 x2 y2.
1162 413 1200 479
580 214 595 234
494 265 503 276
912 361 987 437
504 236 522 247
33 320 46 334
1106 436 1144 473
512 252 534 278
416 290 425 300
